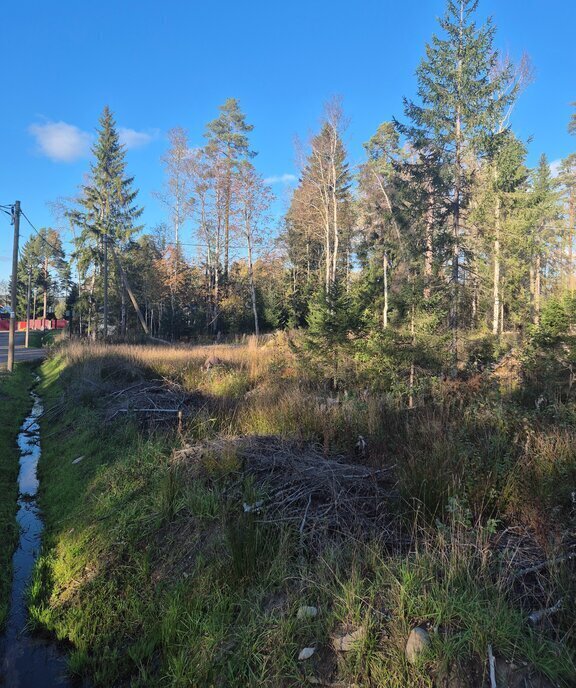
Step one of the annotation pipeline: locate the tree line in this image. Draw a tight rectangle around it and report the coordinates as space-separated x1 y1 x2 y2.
15 0 576 374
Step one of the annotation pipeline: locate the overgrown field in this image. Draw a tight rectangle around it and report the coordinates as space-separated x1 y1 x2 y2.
0 363 36 628
31 336 576 687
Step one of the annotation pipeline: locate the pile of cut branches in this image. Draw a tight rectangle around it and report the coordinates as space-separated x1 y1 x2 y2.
174 436 398 537
104 379 199 424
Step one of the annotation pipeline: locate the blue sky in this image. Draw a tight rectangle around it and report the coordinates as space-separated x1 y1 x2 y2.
1 0 575 281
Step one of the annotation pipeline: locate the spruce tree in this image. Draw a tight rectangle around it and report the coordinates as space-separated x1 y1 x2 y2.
396 0 513 370
529 155 561 324
69 106 143 335
558 154 576 293
569 102 576 136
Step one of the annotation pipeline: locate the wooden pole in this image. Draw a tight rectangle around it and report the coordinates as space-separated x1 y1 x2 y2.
25 265 31 348
7 201 20 372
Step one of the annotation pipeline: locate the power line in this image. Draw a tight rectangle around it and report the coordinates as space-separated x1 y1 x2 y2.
19 208 66 258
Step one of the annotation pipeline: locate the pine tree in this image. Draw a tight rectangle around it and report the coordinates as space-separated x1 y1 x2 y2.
204 98 255 280
17 230 68 319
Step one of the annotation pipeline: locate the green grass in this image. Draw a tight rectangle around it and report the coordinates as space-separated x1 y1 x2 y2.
0 363 36 628
27 348 576 686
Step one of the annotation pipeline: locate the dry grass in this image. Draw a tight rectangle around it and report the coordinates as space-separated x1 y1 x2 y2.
27 338 576 686
60 334 277 381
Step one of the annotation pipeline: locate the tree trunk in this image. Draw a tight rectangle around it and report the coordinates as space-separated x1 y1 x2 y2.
492 189 501 335
246 232 259 336
43 254 49 319
570 194 575 295
224 160 232 281
534 253 541 325
121 285 127 337
424 190 434 300
383 252 389 329
331 155 339 283
408 301 416 409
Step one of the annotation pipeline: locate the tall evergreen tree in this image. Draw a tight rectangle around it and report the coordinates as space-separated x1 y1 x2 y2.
569 102 576 136
396 0 513 369
558 154 576 293
529 155 561 325
17 230 68 319
204 98 255 280
68 106 143 336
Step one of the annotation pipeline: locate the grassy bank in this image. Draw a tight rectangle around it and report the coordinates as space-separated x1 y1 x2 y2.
0 363 36 628
31 340 576 686
27 329 60 349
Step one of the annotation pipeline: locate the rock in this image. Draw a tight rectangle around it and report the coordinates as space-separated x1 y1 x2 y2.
298 647 316 661
297 605 318 620
243 500 264 513
71 456 85 465
405 626 430 664
332 627 365 652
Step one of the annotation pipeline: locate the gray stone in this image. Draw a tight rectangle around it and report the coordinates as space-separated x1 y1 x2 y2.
297 605 318 620
405 626 430 664
298 646 316 661
332 627 365 652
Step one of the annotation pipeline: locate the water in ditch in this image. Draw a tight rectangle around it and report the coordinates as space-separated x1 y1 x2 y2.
0 389 74 687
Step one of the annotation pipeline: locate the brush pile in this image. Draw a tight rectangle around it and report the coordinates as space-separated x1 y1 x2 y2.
174 436 398 536
104 379 197 423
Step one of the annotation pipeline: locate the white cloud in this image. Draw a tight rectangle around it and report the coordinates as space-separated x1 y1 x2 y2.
264 173 298 185
29 120 158 161
550 159 562 178
28 121 92 162
118 127 159 150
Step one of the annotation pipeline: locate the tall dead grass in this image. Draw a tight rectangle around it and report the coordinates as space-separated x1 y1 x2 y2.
58 335 278 383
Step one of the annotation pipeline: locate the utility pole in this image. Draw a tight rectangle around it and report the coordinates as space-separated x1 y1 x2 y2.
7 201 20 372
25 265 31 348
103 233 108 340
